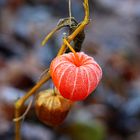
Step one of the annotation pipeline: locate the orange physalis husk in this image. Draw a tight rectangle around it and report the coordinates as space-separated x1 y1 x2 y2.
50 52 102 101
35 89 73 126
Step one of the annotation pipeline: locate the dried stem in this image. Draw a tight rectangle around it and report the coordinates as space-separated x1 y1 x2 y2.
58 0 89 54
69 0 72 26
63 38 76 54
14 0 89 140
15 72 51 140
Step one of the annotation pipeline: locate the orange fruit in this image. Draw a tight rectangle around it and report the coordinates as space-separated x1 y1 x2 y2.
50 52 102 101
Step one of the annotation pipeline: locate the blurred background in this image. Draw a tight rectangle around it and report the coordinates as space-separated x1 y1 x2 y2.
0 0 140 140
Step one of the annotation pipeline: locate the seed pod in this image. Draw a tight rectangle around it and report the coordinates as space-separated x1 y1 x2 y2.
50 52 102 101
35 89 73 126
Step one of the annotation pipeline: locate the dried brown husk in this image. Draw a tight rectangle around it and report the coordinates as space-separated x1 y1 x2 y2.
35 89 73 126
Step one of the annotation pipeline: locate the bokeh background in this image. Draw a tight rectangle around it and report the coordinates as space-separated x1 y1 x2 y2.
0 0 140 140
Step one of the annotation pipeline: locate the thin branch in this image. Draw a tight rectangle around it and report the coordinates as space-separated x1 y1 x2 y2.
14 1 89 140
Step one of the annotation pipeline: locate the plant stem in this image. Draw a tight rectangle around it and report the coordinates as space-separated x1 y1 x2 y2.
14 0 89 140
15 72 51 140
